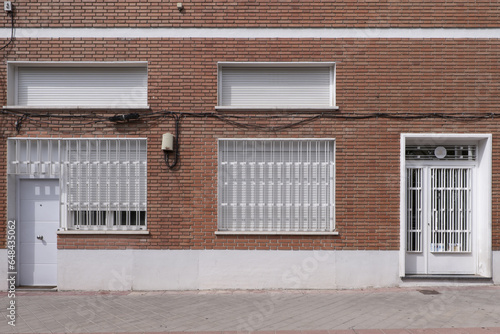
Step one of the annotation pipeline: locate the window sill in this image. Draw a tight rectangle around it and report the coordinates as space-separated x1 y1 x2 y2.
3 106 151 111
57 230 149 235
215 106 340 112
215 231 339 236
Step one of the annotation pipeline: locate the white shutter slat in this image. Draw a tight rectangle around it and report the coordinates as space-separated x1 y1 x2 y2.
221 66 332 107
17 67 147 107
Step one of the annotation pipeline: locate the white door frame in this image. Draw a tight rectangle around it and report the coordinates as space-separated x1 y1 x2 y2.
399 133 492 277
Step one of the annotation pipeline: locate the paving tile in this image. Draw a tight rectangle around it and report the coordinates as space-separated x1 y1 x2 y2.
1 287 499 333
431 329 475 333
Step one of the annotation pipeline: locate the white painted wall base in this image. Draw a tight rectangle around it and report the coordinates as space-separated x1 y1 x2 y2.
2 249 497 291
57 250 400 291
493 251 500 285
0 249 7 291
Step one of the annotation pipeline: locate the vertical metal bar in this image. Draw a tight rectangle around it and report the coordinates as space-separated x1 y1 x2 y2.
406 169 410 251
430 169 433 250
329 140 334 231
417 169 420 251
439 169 450 251
467 168 471 251
432 169 436 250
270 140 274 231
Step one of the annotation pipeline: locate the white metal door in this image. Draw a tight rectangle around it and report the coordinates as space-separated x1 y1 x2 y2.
19 179 59 286
406 167 475 275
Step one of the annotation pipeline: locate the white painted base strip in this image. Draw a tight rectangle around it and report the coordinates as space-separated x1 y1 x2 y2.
1 249 498 291
0 249 7 291
56 249 400 290
494 251 500 285
1 28 500 39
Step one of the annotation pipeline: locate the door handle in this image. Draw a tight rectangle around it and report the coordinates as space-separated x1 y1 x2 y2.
36 235 44 240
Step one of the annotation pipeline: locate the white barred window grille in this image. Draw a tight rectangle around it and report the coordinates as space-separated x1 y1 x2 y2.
218 139 335 233
405 167 472 253
406 168 423 252
430 168 472 253
7 138 147 231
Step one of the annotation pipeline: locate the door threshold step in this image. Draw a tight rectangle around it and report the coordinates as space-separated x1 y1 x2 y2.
16 286 58 291
403 274 492 281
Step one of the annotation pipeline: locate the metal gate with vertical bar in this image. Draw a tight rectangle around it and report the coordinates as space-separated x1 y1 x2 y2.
405 144 476 275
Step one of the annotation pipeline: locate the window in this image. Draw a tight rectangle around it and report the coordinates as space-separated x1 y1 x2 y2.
7 138 147 231
218 139 335 234
217 62 337 110
66 139 147 230
6 62 148 109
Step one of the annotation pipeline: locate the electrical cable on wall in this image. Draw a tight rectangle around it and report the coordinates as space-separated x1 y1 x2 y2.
14 114 27 133
0 2 14 52
3 108 498 171
163 114 180 169
3 108 500 132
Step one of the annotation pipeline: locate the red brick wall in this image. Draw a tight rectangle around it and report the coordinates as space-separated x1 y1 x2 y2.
2 0 499 28
0 38 499 251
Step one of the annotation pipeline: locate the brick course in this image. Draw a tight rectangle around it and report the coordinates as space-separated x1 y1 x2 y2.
0 38 498 252
1 0 500 28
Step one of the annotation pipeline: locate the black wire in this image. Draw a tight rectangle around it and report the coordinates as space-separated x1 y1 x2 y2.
0 11 14 51
3 107 500 133
164 114 180 169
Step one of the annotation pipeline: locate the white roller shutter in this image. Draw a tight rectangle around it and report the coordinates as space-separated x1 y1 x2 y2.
219 65 334 108
15 66 147 108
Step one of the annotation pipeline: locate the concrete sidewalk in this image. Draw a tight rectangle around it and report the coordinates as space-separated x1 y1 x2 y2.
1 286 499 333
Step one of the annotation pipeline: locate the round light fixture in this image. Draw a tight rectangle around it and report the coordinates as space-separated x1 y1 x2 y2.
434 146 447 159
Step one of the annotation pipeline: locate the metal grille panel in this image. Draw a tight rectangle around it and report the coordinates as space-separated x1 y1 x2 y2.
406 145 476 161
406 168 423 252
7 138 147 230
218 139 335 232
430 168 472 253
66 139 147 229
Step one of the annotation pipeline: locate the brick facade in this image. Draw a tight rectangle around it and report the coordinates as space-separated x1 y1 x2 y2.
0 1 498 289
1 38 499 252
2 1 500 28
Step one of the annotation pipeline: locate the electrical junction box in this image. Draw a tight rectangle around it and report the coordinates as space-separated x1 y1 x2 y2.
4 1 12 11
162 133 174 151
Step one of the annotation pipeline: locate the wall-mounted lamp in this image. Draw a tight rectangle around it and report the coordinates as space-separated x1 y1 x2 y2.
177 3 184 12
